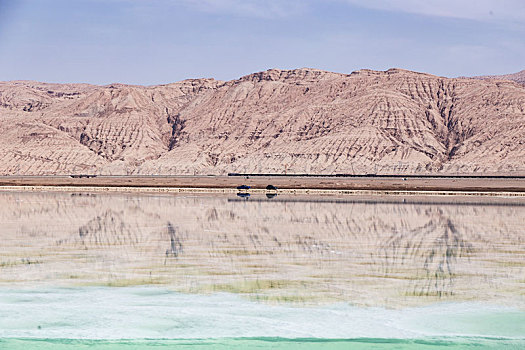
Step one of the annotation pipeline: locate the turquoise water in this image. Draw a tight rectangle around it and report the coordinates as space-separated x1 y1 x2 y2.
2 337 525 349
0 287 524 349
1 192 524 349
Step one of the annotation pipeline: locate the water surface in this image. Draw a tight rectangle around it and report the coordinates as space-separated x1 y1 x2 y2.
1 191 524 348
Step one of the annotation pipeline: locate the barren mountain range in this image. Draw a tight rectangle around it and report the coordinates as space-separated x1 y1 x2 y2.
0 68 524 175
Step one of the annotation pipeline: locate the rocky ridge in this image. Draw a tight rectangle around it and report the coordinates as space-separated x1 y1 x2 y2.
0 68 524 175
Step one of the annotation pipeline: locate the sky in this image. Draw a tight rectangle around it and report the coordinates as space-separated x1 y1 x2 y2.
0 0 524 85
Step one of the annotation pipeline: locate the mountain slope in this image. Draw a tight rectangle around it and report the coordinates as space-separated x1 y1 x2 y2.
0 68 524 175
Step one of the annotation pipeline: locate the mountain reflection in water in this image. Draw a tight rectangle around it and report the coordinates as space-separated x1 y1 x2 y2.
1 192 523 308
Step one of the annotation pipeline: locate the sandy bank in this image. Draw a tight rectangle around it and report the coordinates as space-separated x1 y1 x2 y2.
0 175 525 196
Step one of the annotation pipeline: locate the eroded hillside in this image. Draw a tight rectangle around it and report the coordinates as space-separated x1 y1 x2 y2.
1 68 524 175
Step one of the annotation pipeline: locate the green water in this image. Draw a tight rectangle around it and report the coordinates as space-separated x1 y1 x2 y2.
1 287 523 349
2 337 525 350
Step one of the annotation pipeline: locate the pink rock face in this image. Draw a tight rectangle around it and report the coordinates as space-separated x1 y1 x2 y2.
0 68 524 175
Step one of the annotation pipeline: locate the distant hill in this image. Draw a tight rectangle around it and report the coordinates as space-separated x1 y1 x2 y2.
473 70 525 86
1 68 524 175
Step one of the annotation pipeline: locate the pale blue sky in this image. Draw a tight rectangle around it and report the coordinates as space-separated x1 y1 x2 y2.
0 0 524 85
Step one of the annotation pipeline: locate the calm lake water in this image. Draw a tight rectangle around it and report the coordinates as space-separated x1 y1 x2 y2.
0 191 524 349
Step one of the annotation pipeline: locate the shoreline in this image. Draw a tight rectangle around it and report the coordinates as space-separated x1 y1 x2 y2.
1 175 524 197
1 185 524 197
